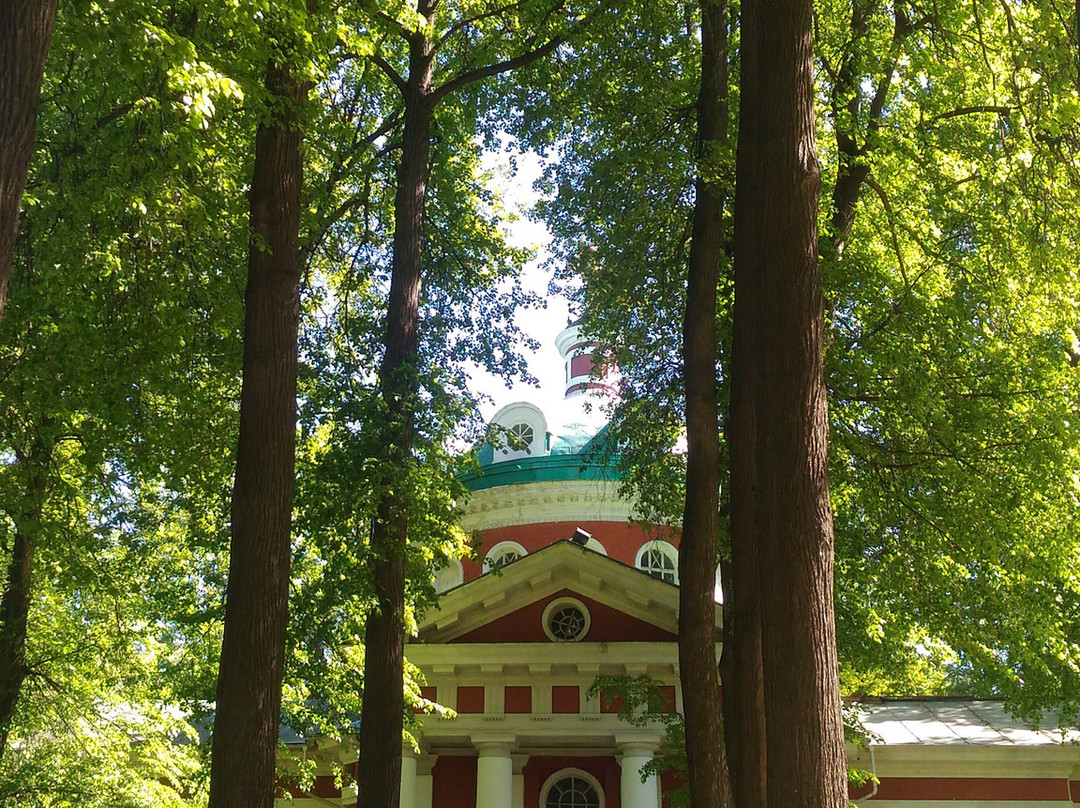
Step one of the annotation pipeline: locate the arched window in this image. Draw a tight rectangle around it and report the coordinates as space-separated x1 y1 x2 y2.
508 421 535 451
635 540 678 584
433 559 464 593
489 402 547 462
483 540 528 573
541 770 604 808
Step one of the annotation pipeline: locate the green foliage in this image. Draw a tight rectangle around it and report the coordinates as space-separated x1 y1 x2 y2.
587 675 688 806
0 0 256 799
512 0 1080 722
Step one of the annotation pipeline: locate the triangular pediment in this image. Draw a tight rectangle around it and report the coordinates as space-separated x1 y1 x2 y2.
414 541 721 644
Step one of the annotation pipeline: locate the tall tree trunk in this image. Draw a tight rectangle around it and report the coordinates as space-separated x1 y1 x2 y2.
208 61 306 808
0 0 57 319
733 0 847 807
678 1 732 807
356 24 435 808
0 436 50 761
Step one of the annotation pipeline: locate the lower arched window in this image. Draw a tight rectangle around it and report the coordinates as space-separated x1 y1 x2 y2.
635 540 678 584
484 540 528 572
433 559 464 593
541 769 604 808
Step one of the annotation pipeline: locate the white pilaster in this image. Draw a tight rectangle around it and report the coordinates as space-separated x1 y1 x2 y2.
416 755 435 808
512 754 530 808
619 741 660 808
401 744 418 808
475 741 514 808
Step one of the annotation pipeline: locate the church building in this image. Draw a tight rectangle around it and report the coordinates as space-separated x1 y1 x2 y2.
279 324 1080 808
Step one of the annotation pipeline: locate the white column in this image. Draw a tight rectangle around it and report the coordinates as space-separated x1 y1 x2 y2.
401 744 418 808
619 742 660 808
475 742 514 808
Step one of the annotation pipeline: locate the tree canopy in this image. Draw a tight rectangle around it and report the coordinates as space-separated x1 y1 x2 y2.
1 0 1080 804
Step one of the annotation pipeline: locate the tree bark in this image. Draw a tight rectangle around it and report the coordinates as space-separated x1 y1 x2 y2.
0 436 50 761
732 0 847 806
356 15 435 808
208 61 306 808
678 1 732 807
0 0 57 320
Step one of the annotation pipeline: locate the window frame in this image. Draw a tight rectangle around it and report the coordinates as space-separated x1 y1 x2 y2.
541 596 592 642
483 540 528 573
539 769 605 808
634 540 679 584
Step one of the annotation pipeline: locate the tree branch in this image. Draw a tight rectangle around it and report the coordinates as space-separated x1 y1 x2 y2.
365 5 415 40
432 35 563 103
436 0 526 50
928 104 1012 123
864 174 908 286
367 53 408 95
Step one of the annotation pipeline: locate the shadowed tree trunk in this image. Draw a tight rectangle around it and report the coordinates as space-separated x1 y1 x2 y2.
0 0 58 319
208 59 307 808
356 21 435 808
355 5 564 804
730 0 847 805
0 434 50 761
678 1 732 806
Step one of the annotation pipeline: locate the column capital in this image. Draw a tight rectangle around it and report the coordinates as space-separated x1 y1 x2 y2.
474 735 516 757
417 754 437 777
615 733 663 756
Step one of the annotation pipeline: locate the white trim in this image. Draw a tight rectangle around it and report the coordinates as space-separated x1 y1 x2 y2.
417 542 720 643
490 402 548 462
459 480 634 532
634 541 678 584
542 597 592 642
584 537 607 555
484 541 528 572
540 768 606 808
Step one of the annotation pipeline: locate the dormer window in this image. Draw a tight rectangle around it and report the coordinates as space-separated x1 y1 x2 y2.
488 402 547 463
490 549 521 569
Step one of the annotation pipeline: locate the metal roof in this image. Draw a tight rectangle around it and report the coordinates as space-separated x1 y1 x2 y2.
857 699 1080 746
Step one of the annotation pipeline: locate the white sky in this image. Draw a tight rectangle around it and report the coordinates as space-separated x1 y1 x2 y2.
473 147 571 421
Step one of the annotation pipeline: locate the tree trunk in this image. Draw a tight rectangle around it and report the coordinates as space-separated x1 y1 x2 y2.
732 0 847 805
356 25 435 808
0 0 57 319
678 1 732 807
208 61 306 808
0 436 50 761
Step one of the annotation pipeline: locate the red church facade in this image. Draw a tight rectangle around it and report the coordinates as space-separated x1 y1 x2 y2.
278 325 1080 808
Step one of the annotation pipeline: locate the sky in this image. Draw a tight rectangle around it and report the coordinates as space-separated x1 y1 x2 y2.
472 147 573 422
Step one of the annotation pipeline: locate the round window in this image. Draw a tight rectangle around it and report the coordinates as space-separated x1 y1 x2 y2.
542 597 591 642
542 771 603 808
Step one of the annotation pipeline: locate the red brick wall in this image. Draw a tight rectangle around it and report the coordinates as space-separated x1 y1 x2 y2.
432 757 477 808
456 686 485 713
462 522 678 581
551 686 579 714
505 686 532 714
524 756 621 808
452 589 677 644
